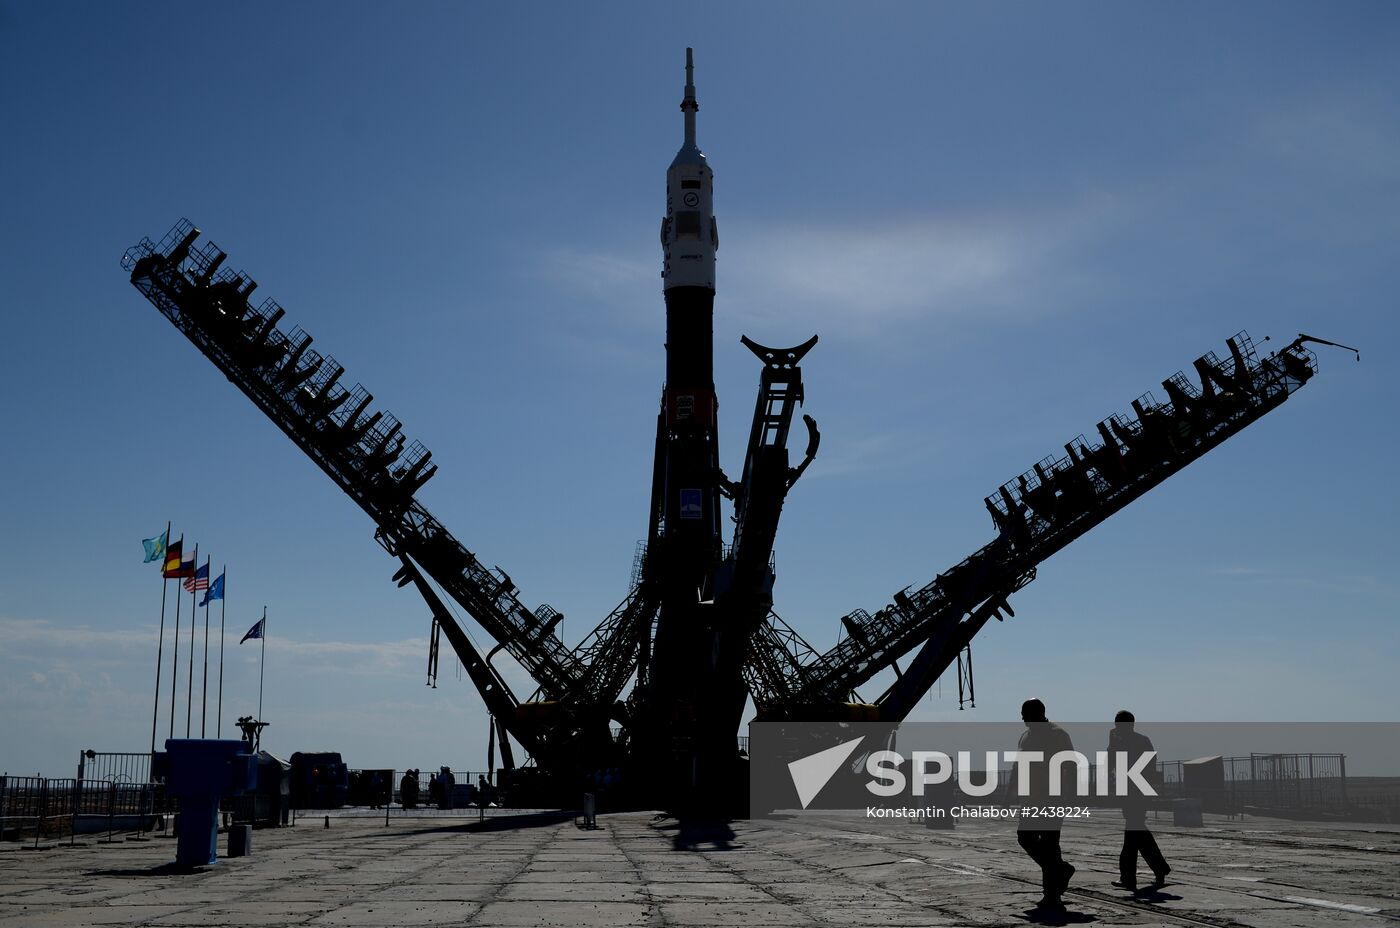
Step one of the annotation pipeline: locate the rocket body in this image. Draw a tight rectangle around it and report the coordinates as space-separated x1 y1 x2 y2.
658 48 722 573
638 49 731 800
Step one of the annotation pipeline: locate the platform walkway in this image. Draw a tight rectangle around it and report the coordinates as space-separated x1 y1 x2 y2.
1 810 1396 926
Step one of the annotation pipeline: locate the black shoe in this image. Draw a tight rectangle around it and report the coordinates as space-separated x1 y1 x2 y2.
1058 862 1076 894
1037 896 1067 910
1148 871 1170 889
1111 880 1137 892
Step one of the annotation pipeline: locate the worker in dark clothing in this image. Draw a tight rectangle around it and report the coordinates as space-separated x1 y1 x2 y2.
400 769 419 809
439 766 455 810
1015 698 1076 910
1109 710 1171 892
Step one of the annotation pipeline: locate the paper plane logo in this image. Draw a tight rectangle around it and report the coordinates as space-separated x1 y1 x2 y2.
787 736 865 809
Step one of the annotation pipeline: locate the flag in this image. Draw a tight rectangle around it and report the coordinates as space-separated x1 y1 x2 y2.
184 562 210 594
199 571 224 607
142 530 168 564
240 618 265 644
162 539 195 579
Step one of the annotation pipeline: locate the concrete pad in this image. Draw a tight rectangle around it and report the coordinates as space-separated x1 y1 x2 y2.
372 882 500 901
513 868 642 883
148 902 329 925
0 904 197 926
641 880 772 900
470 900 652 926
307 900 481 925
655 901 813 925
632 868 745 882
0 811 1395 928
497 881 648 902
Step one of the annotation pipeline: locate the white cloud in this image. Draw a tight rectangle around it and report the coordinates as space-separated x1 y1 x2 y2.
534 195 1125 342
724 197 1125 332
1251 89 1400 183
0 617 153 651
0 616 429 678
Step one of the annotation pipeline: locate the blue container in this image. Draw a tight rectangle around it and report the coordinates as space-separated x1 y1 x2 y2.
163 739 257 867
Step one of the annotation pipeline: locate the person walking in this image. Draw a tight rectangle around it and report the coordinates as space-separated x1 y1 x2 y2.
1108 710 1171 892
1016 698 1076 911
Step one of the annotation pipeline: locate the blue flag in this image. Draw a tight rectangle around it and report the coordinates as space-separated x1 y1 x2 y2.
200 572 225 607
240 618 265 644
142 530 168 564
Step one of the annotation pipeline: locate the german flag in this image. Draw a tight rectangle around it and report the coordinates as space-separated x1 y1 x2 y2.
163 538 196 578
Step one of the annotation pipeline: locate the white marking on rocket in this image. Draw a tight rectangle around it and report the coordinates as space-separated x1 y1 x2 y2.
662 47 718 292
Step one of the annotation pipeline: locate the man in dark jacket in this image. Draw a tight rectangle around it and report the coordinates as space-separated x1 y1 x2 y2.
1016 698 1077 910
1109 710 1171 892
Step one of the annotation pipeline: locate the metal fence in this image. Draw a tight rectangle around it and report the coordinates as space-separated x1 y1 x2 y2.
1155 753 1349 812
77 750 152 786
0 775 170 847
957 752 1353 816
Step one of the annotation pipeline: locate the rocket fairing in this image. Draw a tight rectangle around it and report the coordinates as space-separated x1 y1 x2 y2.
662 48 719 402
661 47 718 294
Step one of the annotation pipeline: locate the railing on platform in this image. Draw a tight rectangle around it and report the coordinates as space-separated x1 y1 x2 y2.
0 775 171 847
1155 753 1350 812
77 750 152 786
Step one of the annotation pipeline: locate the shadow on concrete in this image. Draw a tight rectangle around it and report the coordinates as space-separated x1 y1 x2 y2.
1017 906 1097 925
1132 888 1183 903
388 811 574 837
652 817 739 851
85 862 211 877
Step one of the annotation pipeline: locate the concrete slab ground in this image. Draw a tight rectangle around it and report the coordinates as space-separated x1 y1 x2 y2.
1 810 1396 927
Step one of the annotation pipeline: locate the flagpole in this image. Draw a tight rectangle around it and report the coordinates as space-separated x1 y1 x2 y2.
257 606 267 723
200 554 211 738
149 522 171 755
186 542 198 738
216 565 227 739
169 536 183 740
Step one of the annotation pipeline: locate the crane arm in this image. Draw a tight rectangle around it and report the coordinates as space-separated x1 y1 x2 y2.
123 221 587 701
748 331 1323 717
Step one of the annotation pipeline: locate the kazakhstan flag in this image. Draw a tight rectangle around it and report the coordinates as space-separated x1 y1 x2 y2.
142 530 168 564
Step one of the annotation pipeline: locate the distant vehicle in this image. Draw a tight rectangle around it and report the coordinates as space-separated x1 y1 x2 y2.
289 752 348 808
348 768 394 807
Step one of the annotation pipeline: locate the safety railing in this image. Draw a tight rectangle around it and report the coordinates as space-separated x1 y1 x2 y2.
1 775 171 847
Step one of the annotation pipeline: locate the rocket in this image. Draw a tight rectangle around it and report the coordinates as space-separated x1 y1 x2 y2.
635 49 727 796
635 45 728 800
642 49 817 803
657 47 722 578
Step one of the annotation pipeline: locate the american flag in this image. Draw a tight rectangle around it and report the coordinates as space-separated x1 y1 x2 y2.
184 563 210 593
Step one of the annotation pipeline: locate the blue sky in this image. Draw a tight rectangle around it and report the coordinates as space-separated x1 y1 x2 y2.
1 2 1397 778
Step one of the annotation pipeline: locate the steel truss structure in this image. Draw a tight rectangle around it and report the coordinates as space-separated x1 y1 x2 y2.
123 218 1338 800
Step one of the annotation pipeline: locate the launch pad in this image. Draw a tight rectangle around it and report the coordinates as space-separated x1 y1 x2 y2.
4 811 1396 926
119 50 1349 810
